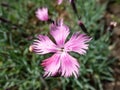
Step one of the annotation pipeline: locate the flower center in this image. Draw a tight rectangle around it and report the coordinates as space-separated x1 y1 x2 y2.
61 47 64 52
57 47 66 53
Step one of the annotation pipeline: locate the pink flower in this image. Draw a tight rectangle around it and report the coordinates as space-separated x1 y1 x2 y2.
57 0 72 5
36 7 49 21
31 19 91 78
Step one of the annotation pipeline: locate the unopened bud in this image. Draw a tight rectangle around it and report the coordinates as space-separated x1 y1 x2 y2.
108 21 117 32
71 0 79 18
110 21 117 27
78 20 89 35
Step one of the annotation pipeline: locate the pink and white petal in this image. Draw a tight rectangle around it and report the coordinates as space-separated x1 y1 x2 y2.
50 19 70 47
41 53 61 77
36 8 49 21
32 35 57 54
60 52 80 78
69 0 72 3
65 33 91 55
57 0 63 5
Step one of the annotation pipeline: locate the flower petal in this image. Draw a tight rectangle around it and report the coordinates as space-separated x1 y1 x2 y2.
60 52 80 78
41 53 61 77
50 19 70 47
36 7 49 21
69 0 72 3
32 35 57 54
65 33 91 54
57 0 63 5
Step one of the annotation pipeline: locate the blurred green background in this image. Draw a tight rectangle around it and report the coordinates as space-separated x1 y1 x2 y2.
0 0 115 90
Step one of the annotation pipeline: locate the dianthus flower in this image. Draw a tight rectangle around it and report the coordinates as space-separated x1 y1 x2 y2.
31 19 91 78
36 7 49 21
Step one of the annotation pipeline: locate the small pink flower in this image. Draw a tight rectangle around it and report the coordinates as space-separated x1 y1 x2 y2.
36 7 49 21
31 19 91 78
57 0 72 5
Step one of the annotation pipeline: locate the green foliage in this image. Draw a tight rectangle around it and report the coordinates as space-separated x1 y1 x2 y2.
0 0 114 90
116 0 120 3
